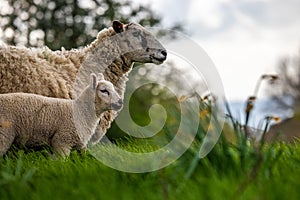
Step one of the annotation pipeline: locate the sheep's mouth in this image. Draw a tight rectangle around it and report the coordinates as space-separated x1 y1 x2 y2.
151 56 166 64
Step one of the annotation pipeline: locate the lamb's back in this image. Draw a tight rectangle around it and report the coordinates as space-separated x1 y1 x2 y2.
0 93 74 147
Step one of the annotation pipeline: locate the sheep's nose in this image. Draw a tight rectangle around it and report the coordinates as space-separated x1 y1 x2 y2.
161 50 167 58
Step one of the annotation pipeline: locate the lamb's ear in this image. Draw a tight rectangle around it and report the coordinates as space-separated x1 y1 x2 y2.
112 20 124 33
90 73 97 89
98 73 105 81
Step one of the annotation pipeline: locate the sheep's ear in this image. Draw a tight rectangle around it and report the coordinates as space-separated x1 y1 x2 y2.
90 73 97 89
98 73 104 81
112 20 124 33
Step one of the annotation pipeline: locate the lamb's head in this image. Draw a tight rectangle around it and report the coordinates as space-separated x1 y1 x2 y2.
112 20 167 65
91 73 123 114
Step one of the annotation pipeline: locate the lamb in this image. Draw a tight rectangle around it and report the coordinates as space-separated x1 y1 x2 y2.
0 20 167 144
0 73 122 157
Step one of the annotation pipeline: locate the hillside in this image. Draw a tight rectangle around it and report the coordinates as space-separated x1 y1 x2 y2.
267 104 300 142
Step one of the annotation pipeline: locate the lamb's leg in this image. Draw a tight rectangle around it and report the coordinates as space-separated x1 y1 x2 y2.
90 111 114 145
51 134 72 158
0 126 15 156
90 125 106 145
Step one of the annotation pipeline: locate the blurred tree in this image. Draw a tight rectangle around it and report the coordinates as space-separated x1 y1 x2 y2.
269 49 300 110
0 0 181 50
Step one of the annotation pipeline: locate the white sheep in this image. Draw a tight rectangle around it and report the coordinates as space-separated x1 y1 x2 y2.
0 20 167 145
0 73 122 157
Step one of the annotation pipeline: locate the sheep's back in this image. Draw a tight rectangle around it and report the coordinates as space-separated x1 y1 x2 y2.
0 46 80 99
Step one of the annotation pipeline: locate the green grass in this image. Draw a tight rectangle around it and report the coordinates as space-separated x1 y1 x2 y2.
1 137 300 200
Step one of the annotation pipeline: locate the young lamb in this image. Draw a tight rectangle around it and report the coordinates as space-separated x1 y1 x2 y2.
0 73 122 157
0 20 167 145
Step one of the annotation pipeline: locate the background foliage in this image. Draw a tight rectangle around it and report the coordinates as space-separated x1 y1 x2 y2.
0 0 181 50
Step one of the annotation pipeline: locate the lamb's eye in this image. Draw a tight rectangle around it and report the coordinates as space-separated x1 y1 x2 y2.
100 89 110 95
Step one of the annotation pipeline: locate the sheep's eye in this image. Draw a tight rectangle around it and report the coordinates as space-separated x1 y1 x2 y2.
100 89 110 95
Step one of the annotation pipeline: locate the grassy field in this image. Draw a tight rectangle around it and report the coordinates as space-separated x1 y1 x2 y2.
1 132 300 200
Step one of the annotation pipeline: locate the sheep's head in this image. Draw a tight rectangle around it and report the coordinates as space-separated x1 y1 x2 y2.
91 73 123 114
112 20 167 65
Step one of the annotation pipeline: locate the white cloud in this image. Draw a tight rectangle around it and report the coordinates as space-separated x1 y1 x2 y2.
139 0 191 27
144 0 300 100
196 21 300 100
186 0 224 29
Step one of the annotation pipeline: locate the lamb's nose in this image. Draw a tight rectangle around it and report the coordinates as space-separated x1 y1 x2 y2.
118 99 123 105
161 50 167 58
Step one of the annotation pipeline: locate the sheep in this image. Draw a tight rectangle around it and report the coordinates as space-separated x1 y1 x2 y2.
0 73 122 157
0 20 167 144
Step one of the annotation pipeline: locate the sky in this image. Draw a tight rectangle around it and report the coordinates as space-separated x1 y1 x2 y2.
141 0 300 100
